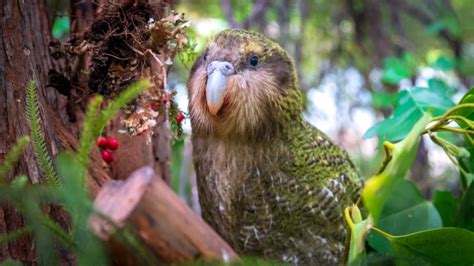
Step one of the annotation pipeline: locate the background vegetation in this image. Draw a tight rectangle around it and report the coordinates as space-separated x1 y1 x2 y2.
165 0 474 206
0 0 471 265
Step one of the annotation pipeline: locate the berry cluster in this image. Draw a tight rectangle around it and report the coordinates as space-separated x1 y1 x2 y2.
97 137 119 164
176 111 185 124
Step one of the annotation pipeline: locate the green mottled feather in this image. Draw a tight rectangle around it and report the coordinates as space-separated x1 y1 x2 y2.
189 29 362 265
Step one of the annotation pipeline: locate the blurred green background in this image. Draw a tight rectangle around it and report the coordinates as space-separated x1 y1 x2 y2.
48 0 474 211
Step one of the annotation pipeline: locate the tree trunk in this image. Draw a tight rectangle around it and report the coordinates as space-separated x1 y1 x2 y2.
0 0 173 263
1 1 65 262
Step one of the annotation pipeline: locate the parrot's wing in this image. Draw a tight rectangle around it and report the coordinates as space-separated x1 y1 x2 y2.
278 122 362 226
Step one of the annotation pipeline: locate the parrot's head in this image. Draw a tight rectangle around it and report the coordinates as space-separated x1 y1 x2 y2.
188 29 303 141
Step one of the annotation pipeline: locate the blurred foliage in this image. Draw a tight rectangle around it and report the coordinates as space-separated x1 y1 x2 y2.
364 85 455 142
0 80 151 265
173 2 474 263
41 0 474 264
346 85 474 264
52 16 70 40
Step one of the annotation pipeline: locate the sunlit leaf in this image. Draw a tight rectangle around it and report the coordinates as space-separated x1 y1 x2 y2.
364 87 454 141
363 114 431 222
371 92 399 108
381 53 417 84
344 205 369 266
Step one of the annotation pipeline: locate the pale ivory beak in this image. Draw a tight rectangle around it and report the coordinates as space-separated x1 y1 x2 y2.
206 61 235 115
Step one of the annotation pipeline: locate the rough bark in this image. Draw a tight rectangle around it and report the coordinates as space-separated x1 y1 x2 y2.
90 166 238 265
0 0 173 263
0 1 66 263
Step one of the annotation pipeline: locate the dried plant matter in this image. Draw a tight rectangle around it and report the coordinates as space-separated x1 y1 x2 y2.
66 3 189 136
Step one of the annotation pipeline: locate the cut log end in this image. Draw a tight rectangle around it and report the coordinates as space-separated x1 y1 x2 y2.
90 166 238 264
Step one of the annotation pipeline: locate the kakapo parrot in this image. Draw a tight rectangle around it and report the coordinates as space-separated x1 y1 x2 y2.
187 29 361 265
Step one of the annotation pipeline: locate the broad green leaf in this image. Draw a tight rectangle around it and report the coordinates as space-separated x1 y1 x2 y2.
364 87 454 141
433 191 459 227
371 92 399 108
367 180 442 253
428 78 455 96
455 182 474 231
382 53 416 84
386 228 474 266
363 114 431 222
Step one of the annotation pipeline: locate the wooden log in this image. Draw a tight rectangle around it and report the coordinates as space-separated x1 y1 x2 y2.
89 166 238 264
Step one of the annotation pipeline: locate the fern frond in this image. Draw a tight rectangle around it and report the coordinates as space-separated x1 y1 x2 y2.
0 226 31 245
0 136 30 182
77 95 103 181
99 79 151 128
25 80 62 187
39 213 75 248
76 80 150 184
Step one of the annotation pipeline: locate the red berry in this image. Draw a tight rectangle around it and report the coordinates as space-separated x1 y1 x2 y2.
101 150 114 163
149 103 158 111
107 137 119 150
96 137 108 149
176 112 185 124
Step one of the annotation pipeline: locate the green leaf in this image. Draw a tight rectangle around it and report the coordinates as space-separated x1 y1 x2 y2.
426 15 461 38
52 16 70 39
371 92 399 108
381 53 417 84
428 78 455 96
431 56 456 71
367 180 442 253
363 114 431 222
364 87 455 141
0 136 30 182
427 21 445 35
455 182 474 231
433 191 459 227
387 228 474 266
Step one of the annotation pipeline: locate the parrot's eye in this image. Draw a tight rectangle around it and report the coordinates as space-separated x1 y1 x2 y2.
249 55 259 67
